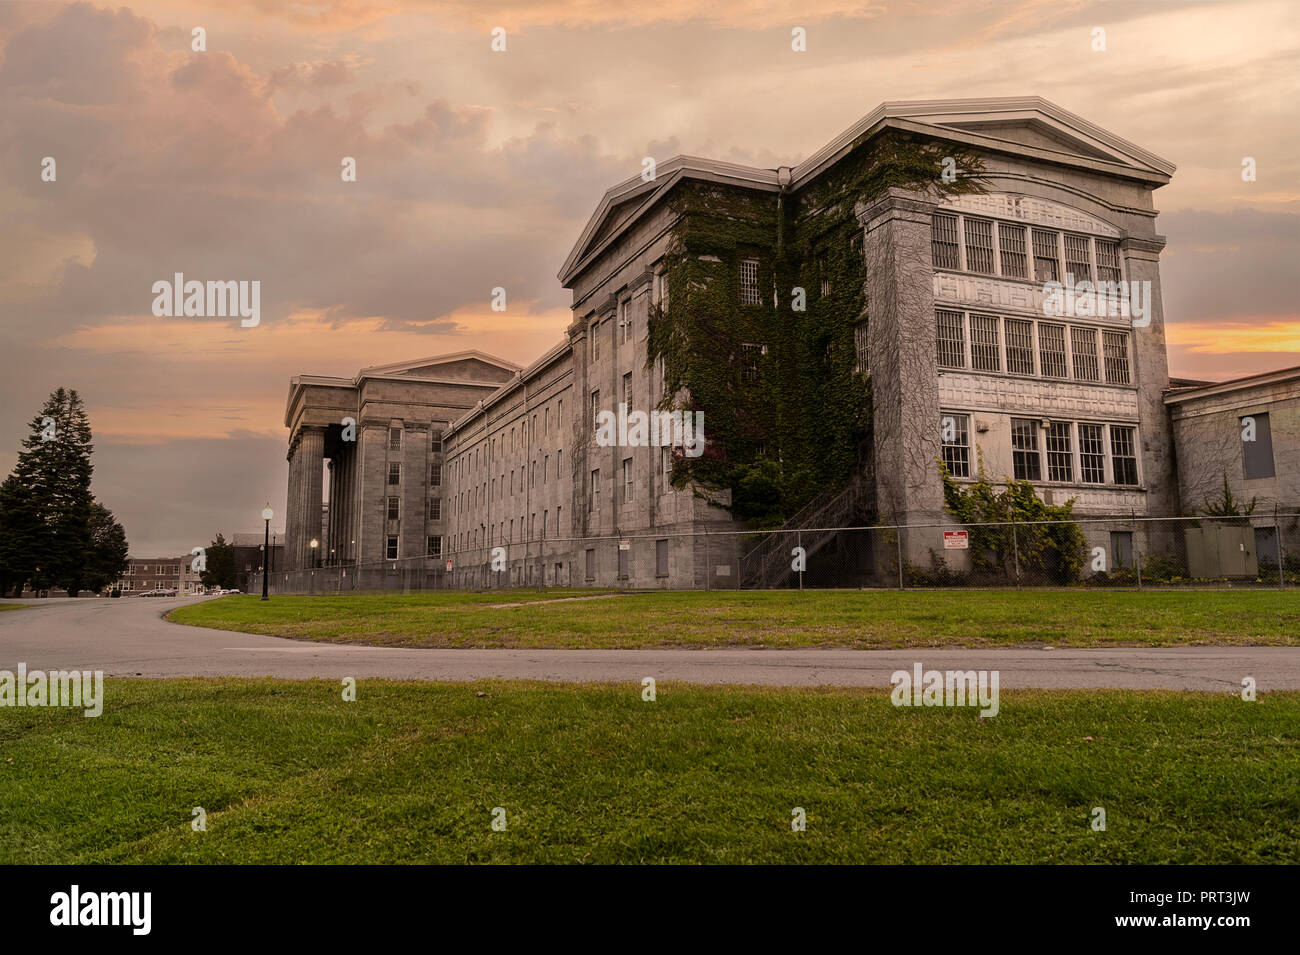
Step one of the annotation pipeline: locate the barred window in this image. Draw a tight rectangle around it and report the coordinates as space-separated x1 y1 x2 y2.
389 427 402 451
936 310 966 369
1103 330 1131 384
1064 234 1092 282
427 536 442 557
998 223 1028 278
429 498 441 520
430 463 442 487
1032 229 1059 283
741 343 767 382
1079 423 1106 483
1046 422 1074 482
1111 426 1138 485
1039 323 1068 378
970 314 1001 371
1096 239 1121 283
1070 326 1100 381
387 496 400 521
1006 318 1035 375
963 217 994 274
854 320 869 373
1011 418 1042 481
386 536 398 560
932 213 960 270
740 258 761 305
940 413 970 478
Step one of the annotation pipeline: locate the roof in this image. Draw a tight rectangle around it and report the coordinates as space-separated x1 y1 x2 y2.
1165 365 1300 405
558 96 1176 288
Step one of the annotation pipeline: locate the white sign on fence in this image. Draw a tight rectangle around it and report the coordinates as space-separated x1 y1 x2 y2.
943 531 969 550
619 540 630 551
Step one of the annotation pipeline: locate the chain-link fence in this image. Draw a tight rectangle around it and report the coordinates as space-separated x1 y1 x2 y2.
252 511 1300 595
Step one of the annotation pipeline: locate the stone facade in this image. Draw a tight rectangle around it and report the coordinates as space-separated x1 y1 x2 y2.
281 97 1296 588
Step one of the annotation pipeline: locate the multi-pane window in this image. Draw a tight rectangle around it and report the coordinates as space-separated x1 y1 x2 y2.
429 498 441 520
590 469 600 511
623 458 634 503
932 213 960 269
1005 318 1035 375
430 463 442 486
940 413 970 478
1096 240 1121 283
427 536 442 557
853 321 869 373
387 496 400 521
1038 323 1068 378
1046 422 1074 482
590 321 601 362
619 298 631 343
1111 426 1139 485
1011 418 1042 481
963 218 994 274
1032 229 1059 282
970 314 1001 371
661 446 673 479
1079 423 1106 483
430 430 442 453
591 390 600 436
389 427 402 451
622 372 632 410
1063 234 1092 282
998 223 1028 278
936 310 966 369
1070 327 1099 381
385 536 398 559
741 343 767 382
1102 331 1131 384
388 462 401 485
739 258 761 305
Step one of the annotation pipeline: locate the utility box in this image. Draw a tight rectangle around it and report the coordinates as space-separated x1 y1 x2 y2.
1185 525 1258 578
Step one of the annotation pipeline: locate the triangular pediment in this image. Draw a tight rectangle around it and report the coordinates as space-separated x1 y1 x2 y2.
939 118 1119 163
360 350 520 384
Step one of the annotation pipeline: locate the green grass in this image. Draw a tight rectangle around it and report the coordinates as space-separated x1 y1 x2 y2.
1 679 1294 864
168 589 1300 649
0 604 28 612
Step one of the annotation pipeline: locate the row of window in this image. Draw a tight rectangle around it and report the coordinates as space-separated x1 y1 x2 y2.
385 497 444 522
452 401 566 486
451 506 567 551
937 310 1132 385
932 213 1123 285
940 413 1140 486
387 427 443 453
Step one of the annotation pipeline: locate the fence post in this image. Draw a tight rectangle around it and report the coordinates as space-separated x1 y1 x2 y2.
705 528 711 592
1011 518 1022 590
1134 515 1142 591
1277 507 1286 591
896 527 904 591
797 529 803 592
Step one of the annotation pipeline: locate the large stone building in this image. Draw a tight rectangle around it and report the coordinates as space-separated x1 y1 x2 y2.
281 96 1296 588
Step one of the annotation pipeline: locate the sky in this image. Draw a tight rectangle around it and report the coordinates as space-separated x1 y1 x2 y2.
1 0 1297 555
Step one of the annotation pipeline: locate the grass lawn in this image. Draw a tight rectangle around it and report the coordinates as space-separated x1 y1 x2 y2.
167 589 1300 649
0 604 27 612
0 679 1294 864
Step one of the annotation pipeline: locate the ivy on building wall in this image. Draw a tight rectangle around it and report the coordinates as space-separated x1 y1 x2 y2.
647 130 986 527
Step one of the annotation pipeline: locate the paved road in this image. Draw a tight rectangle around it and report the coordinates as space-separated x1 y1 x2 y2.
0 596 1296 691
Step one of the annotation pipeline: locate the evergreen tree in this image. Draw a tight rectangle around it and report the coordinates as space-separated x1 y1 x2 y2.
81 502 130 594
200 533 237 590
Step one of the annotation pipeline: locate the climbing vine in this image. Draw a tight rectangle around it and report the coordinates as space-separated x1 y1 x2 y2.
646 130 987 526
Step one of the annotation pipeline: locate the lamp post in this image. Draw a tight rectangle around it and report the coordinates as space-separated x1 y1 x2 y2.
310 538 319 568
261 504 273 601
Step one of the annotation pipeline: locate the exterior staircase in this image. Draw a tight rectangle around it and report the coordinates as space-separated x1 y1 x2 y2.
741 471 873 588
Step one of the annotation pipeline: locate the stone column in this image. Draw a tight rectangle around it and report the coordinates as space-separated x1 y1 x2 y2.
297 426 326 570
284 437 304 572
858 187 944 531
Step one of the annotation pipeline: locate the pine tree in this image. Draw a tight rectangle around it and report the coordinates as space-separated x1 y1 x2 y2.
0 389 105 595
201 533 237 590
82 502 130 593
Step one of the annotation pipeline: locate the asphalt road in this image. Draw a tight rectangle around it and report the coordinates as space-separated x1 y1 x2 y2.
0 595 1296 691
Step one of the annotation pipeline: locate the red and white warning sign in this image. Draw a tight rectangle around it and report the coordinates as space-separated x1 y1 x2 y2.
943 530 969 550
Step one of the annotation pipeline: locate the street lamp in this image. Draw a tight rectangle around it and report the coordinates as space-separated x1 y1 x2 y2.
310 538 319 568
261 504 273 601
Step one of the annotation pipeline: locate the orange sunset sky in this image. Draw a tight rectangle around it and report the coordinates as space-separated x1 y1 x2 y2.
1 0 1297 553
